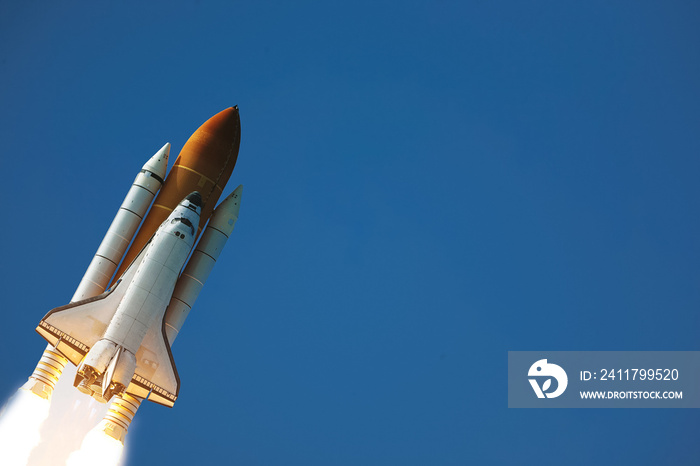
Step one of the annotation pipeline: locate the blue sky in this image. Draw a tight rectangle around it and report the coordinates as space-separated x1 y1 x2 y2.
2 1 700 464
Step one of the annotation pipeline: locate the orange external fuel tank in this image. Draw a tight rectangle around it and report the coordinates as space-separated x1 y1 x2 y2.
111 106 241 284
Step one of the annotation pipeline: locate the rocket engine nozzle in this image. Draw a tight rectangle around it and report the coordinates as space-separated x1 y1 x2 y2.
23 346 68 401
74 340 137 404
99 393 143 444
76 377 94 396
74 363 100 396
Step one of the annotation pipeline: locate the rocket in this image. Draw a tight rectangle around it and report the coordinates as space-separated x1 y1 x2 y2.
22 107 243 442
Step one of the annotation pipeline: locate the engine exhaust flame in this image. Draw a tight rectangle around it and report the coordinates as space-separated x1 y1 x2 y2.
66 427 124 466
0 389 51 466
26 364 109 466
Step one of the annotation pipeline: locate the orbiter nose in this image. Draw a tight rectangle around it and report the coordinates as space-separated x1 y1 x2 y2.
185 191 202 207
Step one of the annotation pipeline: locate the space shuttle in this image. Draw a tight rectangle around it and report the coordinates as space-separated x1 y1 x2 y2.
22 107 243 442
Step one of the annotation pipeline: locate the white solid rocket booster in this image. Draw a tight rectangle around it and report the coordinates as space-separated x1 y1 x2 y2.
23 145 169 401
72 143 170 301
164 185 243 344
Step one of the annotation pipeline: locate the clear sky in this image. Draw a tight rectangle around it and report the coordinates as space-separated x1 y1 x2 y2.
1 1 700 464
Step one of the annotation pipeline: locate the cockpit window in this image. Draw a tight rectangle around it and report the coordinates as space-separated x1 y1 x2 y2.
171 217 195 235
181 217 195 235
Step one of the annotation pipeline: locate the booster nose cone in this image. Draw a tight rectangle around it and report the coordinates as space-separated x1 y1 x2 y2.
185 191 202 207
230 184 243 218
142 143 170 180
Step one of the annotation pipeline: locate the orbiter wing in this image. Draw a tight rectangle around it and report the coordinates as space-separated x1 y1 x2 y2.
36 244 180 407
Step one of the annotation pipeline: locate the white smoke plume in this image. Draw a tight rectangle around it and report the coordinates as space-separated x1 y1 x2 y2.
0 389 51 466
0 364 127 466
66 426 124 466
